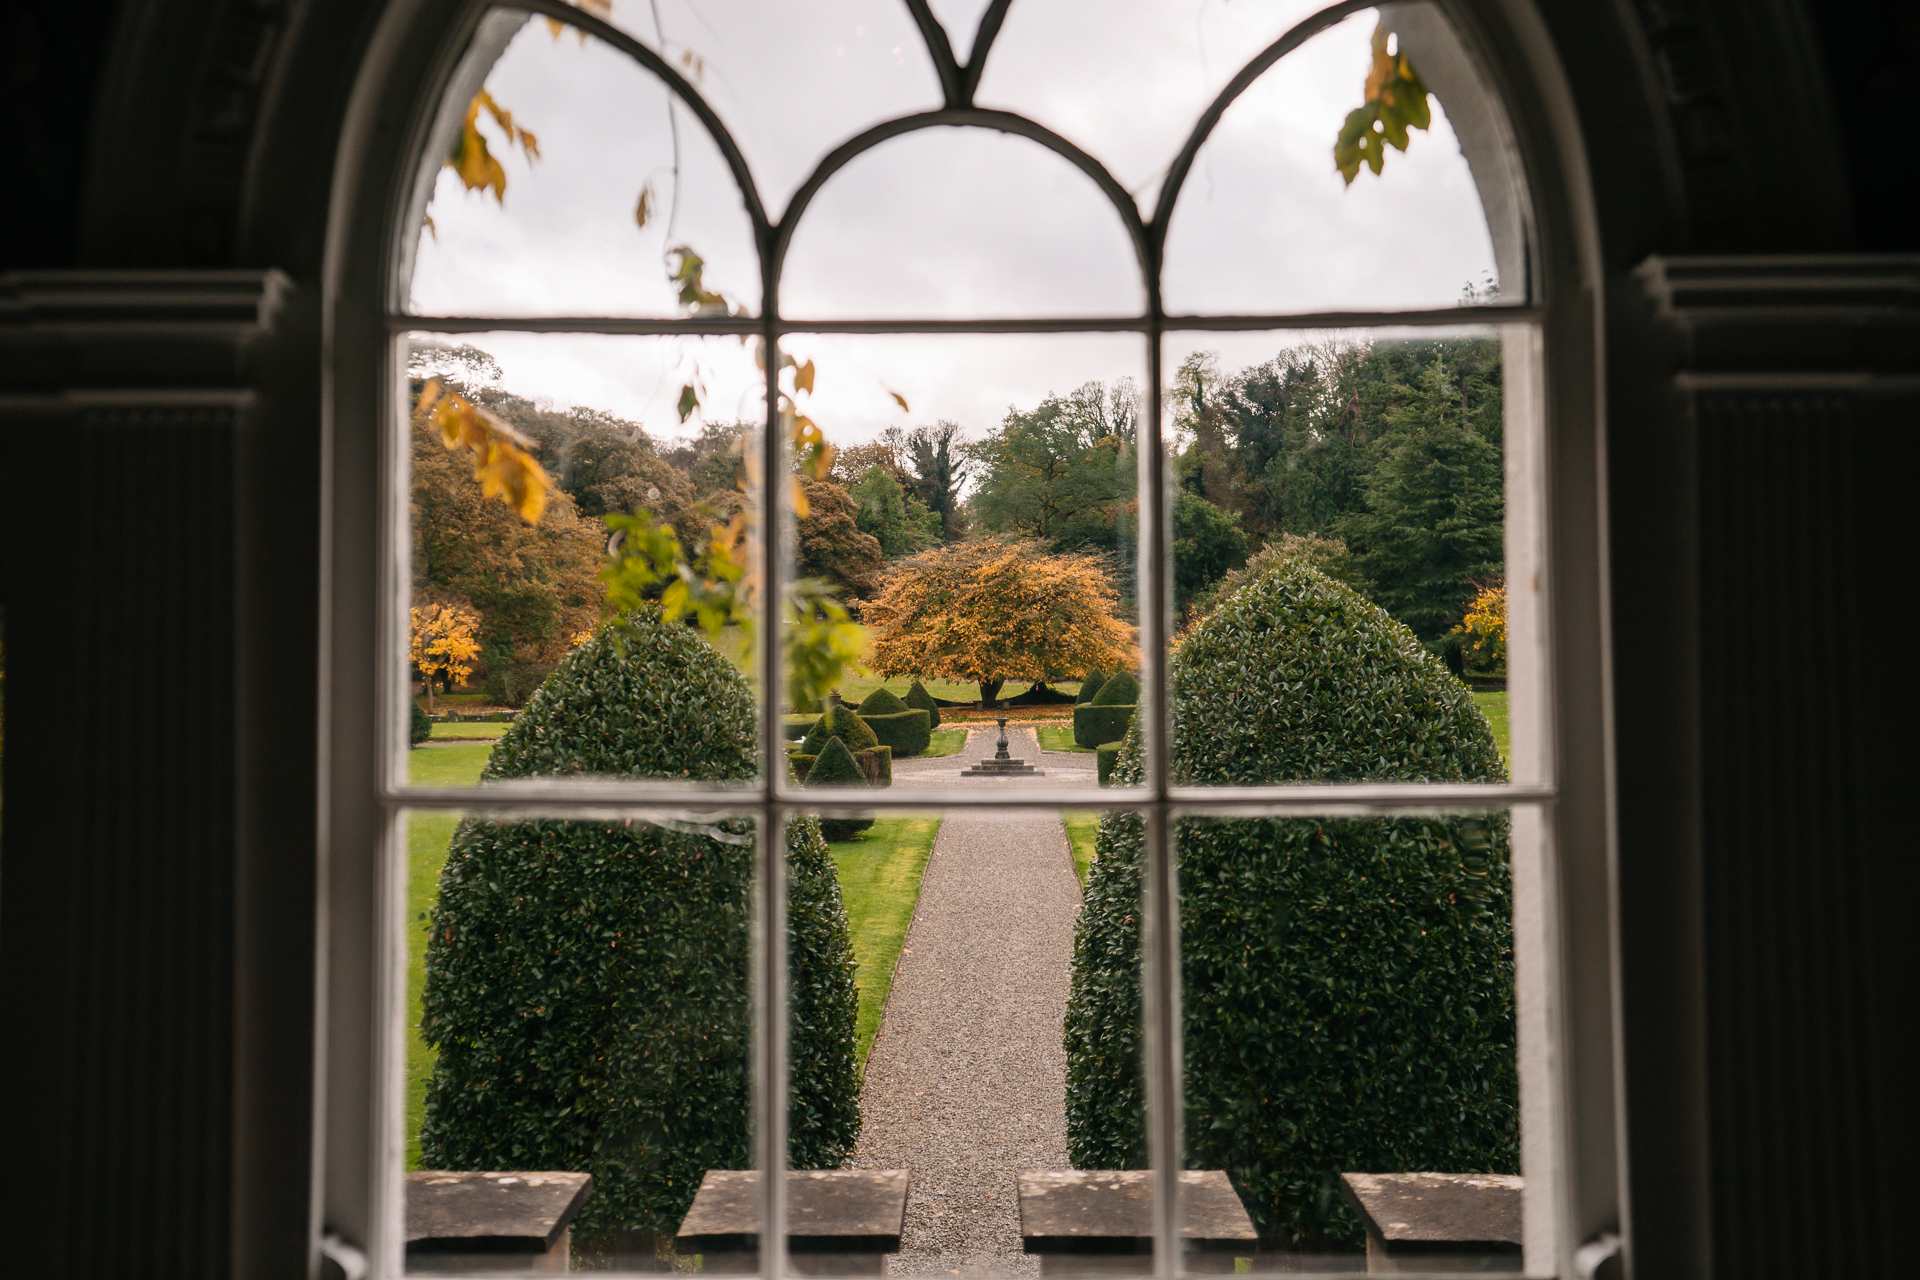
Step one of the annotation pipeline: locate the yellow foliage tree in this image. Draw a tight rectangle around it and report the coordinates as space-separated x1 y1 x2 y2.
409 604 483 711
865 540 1138 706
1453 580 1507 673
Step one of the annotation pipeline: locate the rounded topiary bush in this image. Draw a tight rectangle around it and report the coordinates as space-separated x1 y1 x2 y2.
419 609 860 1242
800 704 878 756
1076 670 1107 704
1065 566 1515 1249
857 687 910 717
1090 669 1137 706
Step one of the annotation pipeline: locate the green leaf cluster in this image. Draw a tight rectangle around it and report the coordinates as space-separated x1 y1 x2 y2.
1065 564 1515 1248
419 615 860 1240
1334 23 1433 184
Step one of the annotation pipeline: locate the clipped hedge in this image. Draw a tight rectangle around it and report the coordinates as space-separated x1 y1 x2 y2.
1076 670 1107 704
800 704 877 756
863 709 931 758
1090 669 1138 706
807 737 875 840
1095 741 1122 786
411 701 432 745
1074 702 1136 749
905 680 942 729
420 609 860 1242
856 687 909 717
1065 566 1514 1249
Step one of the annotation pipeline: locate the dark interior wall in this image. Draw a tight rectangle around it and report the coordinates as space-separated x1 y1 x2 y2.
0 2 1912 1278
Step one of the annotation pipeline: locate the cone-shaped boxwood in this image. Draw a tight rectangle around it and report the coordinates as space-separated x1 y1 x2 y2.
419 609 860 1242
857 687 910 717
807 737 875 840
1065 566 1514 1249
800 704 878 756
1090 669 1138 706
1076 670 1107 704
905 680 942 729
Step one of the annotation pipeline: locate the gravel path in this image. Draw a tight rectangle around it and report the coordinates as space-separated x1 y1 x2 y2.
849 726 1095 1275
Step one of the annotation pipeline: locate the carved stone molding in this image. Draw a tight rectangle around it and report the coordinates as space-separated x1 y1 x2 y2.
0 268 290 400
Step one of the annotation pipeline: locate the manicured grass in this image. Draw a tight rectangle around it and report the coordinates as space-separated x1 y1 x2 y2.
1472 690 1510 768
923 727 968 757
428 720 507 739
826 816 941 1068
1037 724 1096 753
407 741 494 786
1063 811 1100 884
403 742 490 1169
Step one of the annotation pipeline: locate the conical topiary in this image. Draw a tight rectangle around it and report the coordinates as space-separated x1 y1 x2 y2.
1090 669 1138 706
905 680 942 729
806 736 875 840
806 735 865 786
420 608 860 1243
800 703 878 755
1075 670 1107 704
857 687 911 717
1066 567 1511 1249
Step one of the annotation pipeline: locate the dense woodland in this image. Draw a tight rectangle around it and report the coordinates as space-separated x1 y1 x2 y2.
410 335 1504 701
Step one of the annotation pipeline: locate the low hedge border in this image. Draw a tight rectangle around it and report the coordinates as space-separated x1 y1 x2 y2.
1074 702 1136 749
862 709 931 757
1095 741 1122 786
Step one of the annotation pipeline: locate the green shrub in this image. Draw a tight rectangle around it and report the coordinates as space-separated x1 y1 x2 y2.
1095 741 1122 786
856 687 910 717
1073 702 1136 749
905 680 942 729
800 704 878 756
790 753 817 782
420 609 859 1242
1065 566 1513 1249
1090 669 1138 706
807 738 875 840
1075 670 1107 704
411 702 432 746
782 719 812 741
862 709 931 758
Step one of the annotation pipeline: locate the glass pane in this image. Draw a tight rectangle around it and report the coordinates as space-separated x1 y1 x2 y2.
1172 808 1521 1273
773 332 1144 763
588 0 944 214
780 127 1145 319
404 808 761 1273
407 10 761 317
974 0 1331 207
1159 327 1518 788
783 804 1136 1273
402 331 764 786
1161 7 1506 315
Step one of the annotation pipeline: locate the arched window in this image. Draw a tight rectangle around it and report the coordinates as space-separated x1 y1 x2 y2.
328 2 1601 1275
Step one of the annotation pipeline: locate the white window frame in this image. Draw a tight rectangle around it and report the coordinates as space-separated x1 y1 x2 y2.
318 2 1622 1277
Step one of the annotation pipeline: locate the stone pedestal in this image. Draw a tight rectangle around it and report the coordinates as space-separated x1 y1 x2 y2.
1337 1172 1523 1273
674 1169 909 1276
405 1170 593 1274
962 717 1044 776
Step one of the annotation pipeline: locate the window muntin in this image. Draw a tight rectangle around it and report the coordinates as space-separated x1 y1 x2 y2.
385 2 1551 1275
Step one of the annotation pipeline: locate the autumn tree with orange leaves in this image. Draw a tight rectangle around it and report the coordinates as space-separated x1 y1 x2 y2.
866 540 1137 707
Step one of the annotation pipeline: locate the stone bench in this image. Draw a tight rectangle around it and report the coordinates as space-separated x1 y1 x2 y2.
1017 1170 1258 1275
1338 1173 1523 1273
674 1169 909 1276
405 1170 593 1274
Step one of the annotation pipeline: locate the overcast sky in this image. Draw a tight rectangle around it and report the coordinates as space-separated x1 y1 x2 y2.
408 0 1500 448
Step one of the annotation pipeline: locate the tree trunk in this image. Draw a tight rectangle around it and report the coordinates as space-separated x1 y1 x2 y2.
979 678 1004 707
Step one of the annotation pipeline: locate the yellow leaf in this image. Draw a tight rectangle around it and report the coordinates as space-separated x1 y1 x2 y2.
634 184 653 229
888 390 911 412
794 359 816 395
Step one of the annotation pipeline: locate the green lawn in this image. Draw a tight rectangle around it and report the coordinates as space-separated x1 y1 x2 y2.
1063 811 1099 883
826 816 941 1068
404 744 492 1168
1037 724 1096 753
428 720 507 739
923 727 968 757
1472 690 1510 768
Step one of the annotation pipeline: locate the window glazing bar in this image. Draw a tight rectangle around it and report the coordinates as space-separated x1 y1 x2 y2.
387 307 1543 336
